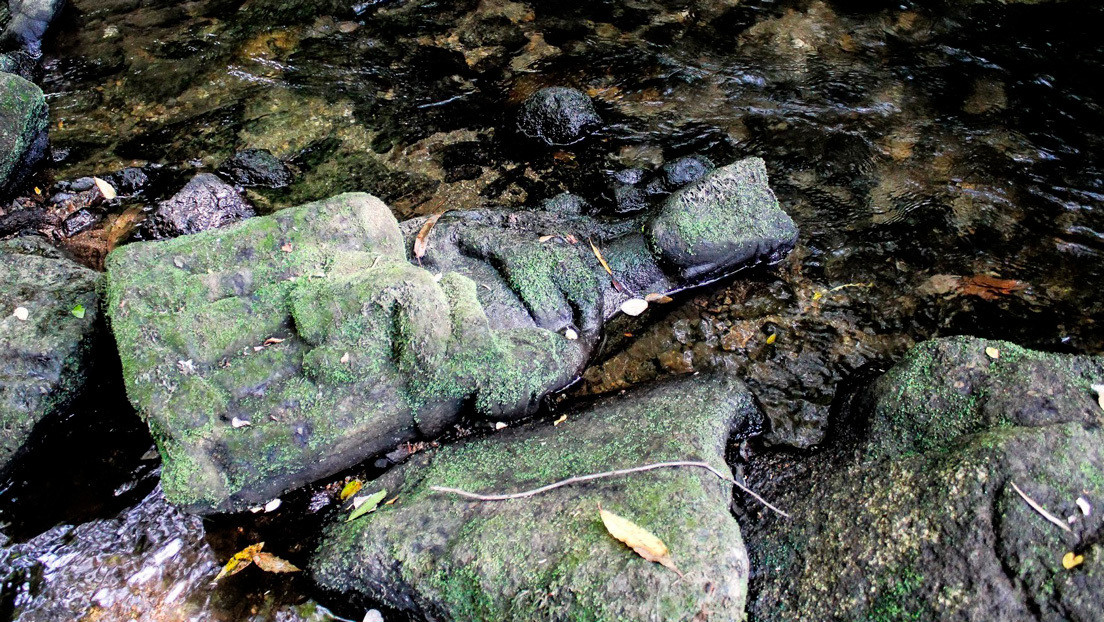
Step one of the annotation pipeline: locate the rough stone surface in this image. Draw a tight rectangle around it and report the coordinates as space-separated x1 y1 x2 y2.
515 87 601 146
106 159 795 513
648 158 799 282
0 71 47 197
0 236 101 472
744 336 1104 621
219 149 294 188
143 173 256 240
1 0 65 53
312 374 762 622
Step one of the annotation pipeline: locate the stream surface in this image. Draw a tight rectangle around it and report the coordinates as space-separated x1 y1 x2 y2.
2 0 1103 619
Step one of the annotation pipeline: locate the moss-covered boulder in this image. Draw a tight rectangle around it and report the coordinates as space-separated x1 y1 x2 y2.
106 157 797 514
744 336 1104 621
0 71 47 197
311 374 763 621
0 236 101 472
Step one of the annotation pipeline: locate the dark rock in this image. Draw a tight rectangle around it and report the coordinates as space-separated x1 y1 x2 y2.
0 71 48 198
218 149 294 188
143 173 255 239
515 87 602 146
0 236 101 472
1 0 66 54
661 155 714 189
540 192 589 215
744 336 1104 621
105 157 796 513
648 157 799 282
312 374 761 621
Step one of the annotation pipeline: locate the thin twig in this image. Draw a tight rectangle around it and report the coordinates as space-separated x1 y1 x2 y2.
430 460 790 519
1010 481 1072 533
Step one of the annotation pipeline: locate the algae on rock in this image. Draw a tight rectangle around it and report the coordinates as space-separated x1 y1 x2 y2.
744 336 1104 622
311 374 762 622
0 237 102 472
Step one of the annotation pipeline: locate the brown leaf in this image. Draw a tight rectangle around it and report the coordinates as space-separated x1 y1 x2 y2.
251 552 301 574
599 506 681 576
215 542 264 581
106 206 146 252
644 293 673 304
957 275 1025 301
414 212 446 260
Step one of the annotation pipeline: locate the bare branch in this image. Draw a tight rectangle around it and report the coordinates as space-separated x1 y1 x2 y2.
430 460 790 519
1010 481 1072 533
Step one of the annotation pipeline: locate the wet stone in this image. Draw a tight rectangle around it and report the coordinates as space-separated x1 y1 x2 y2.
0 236 101 473
142 173 256 239
311 374 761 622
0 71 48 198
106 159 796 513
219 149 294 189
744 336 1104 621
515 86 602 146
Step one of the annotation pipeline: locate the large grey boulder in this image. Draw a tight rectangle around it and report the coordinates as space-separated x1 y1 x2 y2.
744 336 1104 621
105 158 797 513
0 71 47 197
0 236 101 472
311 374 762 622
1 0 65 54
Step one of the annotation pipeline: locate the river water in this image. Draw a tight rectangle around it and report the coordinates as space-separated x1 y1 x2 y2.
2 0 1102 619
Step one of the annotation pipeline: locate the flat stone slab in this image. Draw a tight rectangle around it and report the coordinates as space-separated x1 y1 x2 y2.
311 374 762 622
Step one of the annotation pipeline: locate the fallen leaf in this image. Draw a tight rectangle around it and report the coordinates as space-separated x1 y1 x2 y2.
985 346 1000 359
280 243 293 253
215 542 265 581
414 212 446 260
644 293 673 304
812 291 824 301
957 275 1025 301
495 422 508 430
1063 552 1084 569
105 206 145 251
263 337 285 346
348 489 388 522
340 479 363 501
33 186 41 195
340 351 350 364
538 234 556 243
264 498 282 512
71 304 86 319
564 328 578 340
252 552 300 573
599 506 681 576
620 298 648 316
93 177 117 200
13 306 28 321
231 417 252 428
564 234 578 245
589 240 614 276
765 333 778 345
553 414 567 426
1091 384 1104 413
384 496 398 506
1077 497 1092 516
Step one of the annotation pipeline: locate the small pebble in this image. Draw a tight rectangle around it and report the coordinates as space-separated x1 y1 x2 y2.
13 306 29 321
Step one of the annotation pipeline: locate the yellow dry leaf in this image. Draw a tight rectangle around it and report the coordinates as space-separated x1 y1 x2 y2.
765 333 778 345
340 479 363 501
1063 552 1084 569
599 506 681 576
644 293 673 304
985 347 1000 359
553 414 568 426
589 240 614 276
252 552 301 574
93 177 117 200
215 542 265 581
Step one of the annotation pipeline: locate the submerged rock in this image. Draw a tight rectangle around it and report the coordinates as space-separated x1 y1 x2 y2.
0 71 47 198
219 149 294 189
744 336 1104 621
515 87 601 146
0 237 101 472
648 158 799 281
106 158 796 513
143 173 256 239
312 374 762 622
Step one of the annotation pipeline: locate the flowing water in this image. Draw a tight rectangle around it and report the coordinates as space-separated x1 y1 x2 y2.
2 0 1103 618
